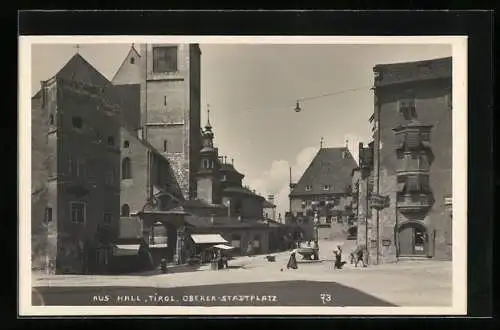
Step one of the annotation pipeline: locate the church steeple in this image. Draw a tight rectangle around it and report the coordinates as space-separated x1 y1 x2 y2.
197 104 220 204
202 104 215 148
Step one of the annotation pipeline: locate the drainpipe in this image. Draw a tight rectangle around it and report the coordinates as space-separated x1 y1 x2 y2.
375 88 381 265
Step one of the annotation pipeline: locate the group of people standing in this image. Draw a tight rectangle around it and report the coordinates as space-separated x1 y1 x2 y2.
285 244 367 271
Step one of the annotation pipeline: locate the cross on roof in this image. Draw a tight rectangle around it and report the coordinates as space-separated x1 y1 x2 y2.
74 44 81 54
320 137 324 149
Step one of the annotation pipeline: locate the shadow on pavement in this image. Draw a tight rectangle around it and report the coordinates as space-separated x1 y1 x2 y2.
33 280 396 307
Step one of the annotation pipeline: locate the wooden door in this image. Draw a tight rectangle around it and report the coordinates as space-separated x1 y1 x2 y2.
398 226 414 256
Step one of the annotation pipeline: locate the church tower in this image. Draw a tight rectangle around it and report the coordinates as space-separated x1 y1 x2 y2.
112 43 202 199
196 106 221 205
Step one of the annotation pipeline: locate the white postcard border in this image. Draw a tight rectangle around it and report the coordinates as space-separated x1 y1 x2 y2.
19 35 468 316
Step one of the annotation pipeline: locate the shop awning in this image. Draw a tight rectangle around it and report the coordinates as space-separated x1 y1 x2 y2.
113 244 140 256
213 244 236 250
190 234 228 244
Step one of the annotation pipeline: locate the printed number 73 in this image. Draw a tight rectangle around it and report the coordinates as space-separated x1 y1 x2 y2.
320 293 333 304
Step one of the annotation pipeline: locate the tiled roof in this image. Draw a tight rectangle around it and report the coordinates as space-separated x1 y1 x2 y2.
263 200 276 208
290 147 358 197
183 199 227 209
184 215 278 229
223 186 264 199
56 53 110 87
219 163 244 177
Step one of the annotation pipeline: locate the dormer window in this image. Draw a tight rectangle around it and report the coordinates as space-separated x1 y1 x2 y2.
123 140 130 148
323 185 331 191
305 185 312 191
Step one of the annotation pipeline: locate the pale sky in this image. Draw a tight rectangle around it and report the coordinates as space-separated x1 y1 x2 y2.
30 42 452 217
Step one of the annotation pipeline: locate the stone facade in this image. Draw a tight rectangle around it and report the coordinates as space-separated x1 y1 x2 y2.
112 44 202 200
31 91 51 271
358 57 453 265
36 54 123 274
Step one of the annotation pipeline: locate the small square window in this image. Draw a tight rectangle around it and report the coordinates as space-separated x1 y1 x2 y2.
103 213 112 225
123 140 130 148
72 116 83 129
323 185 330 191
305 185 312 191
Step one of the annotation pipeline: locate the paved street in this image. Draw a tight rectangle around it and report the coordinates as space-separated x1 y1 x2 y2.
31 239 452 307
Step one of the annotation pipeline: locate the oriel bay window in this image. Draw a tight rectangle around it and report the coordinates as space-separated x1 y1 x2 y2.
397 174 431 201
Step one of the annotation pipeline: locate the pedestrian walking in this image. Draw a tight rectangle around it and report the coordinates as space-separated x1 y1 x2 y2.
286 248 298 270
354 245 367 267
333 246 346 270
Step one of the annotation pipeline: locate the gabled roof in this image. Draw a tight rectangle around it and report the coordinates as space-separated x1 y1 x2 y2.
33 53 111 98
111 46 142 84
55 53 110 87
290 147 358 197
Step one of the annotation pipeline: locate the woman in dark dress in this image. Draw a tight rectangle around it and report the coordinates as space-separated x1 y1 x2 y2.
286 249 298 269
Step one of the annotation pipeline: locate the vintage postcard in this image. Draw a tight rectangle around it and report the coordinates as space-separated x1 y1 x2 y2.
19 36 467 316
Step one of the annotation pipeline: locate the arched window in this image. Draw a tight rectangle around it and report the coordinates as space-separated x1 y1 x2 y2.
121 204 130 217
130 57 135 64
123 140 130 148
122 157 132 179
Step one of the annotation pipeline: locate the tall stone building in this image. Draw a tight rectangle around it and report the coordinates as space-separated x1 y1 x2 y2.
355 57 453 264
34 54 122 274
112 44 202 200
288 146 358 241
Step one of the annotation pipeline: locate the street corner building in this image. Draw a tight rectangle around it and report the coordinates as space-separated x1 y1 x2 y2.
352 57 453 265
287 146 358 242
31 53 123 274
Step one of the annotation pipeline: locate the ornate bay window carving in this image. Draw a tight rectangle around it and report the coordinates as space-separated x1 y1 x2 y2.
396 174 434 213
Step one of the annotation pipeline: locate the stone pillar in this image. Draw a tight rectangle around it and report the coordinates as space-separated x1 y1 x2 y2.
175 226 186 265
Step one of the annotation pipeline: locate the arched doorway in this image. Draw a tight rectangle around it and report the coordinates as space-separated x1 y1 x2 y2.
397 222 428 257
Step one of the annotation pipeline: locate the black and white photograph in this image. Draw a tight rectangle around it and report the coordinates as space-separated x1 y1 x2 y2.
19 36 467 316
